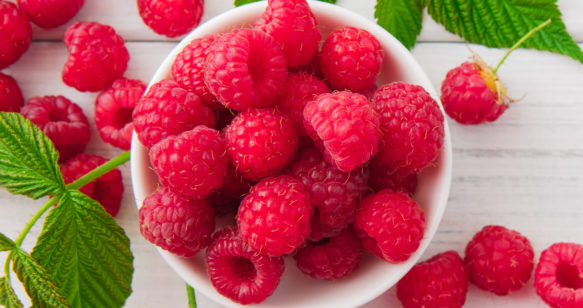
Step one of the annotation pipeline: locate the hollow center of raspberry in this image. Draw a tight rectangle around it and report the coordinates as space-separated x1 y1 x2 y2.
230 257 256 281
247 51 269 86
112 107 134 129
556 262 583 290
49 107 71 122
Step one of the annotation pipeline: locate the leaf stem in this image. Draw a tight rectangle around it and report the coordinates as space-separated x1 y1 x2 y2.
14 197 59 247
4 251 12 282
66 150 130 191
493 19 551 74
186 284 197 308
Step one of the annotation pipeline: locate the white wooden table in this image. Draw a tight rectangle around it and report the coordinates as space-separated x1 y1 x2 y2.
1 0 582 307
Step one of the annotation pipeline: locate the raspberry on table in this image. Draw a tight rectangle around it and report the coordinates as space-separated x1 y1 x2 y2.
397 250 469 308
0 1 32 69
149 126 228 200
464 225 534 295
368 158 418 196
95 77 146 150
294 228 362 280
0 72 24 112
303 91 380 172
319 26 383 91
17 0 84 28
274 72 329 137
372 82 444 174
61 153 124 217
534 242 583 308
133 79 215 148
62 21 129 92
206 227 285 305
226 108 298 181
139 187 214 257
204 28 287 111
355 189 425 263
20 95 90 162
137 0 203 38
237 175 313 257
254 0 321 68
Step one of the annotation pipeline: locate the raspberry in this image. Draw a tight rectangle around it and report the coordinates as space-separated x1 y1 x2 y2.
206 228 284 304
237 175 312 256
62 21 129 92
535 242 583 308
372 82 444 174
288 147 369 229
254 0 321 68
95 77 146 150
226 109 298 181
355 189 425 263
61 154 123 217
17 0 84 28
0 72 24 112
397 251 469 308
368 158 418 196
294 228 362 280
464 225 534 295
274 72 329 137
20 95 90 162
137 0 203 38
204 28 287 111
319 26 383 91
133 79 215 148
139 187 214 257
303 91 380 172
150 126 228 200
441 61 508 124
0 1 32 69
171 35 223 111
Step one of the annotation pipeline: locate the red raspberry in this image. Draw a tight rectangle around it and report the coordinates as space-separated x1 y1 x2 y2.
372 82 444 174
0 1 32 69
368 158 418 196
355 189 425 263
288 147 369 229
294 228 362 280
274 72 329 137
137 0 203 38
150 126 228 200
226 109 298 181
20 95 90 162
465 225 534 295
237 175 313 256
303 91 380 172
206 228 284 304
441 61 508 124
133 79 215 148
319 26 383 91
0 72 24 112
139 187 214 257
95 77 146 150
62 21 129 92
535 242 583 308
204 28 287 111
61 153 123 217
17 0 84 28
254 0 321 68
397 251 469 308
171 35 223 111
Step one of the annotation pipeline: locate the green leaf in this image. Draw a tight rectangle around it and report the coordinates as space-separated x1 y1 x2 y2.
0 277 23 308
11 248 69 308
318 0 336 3
426 0 583 64
375 0 424 49
0 233 14 251
31 191 133 308
0 113 64 199
234 0 260 6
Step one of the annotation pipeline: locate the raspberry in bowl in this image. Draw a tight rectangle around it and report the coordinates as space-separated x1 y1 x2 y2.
131 1 452 307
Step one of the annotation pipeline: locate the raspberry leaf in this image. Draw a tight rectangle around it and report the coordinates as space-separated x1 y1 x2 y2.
0 112 65 199
375 0 424 49
426 0 583 64
0 232 15 251
0 277 23 308
30 191 133 308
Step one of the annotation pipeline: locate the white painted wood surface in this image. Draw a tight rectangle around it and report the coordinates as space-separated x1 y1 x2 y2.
0 0 582 307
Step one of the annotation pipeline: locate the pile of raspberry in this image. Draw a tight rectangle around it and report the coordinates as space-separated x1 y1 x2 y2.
135 0 446 304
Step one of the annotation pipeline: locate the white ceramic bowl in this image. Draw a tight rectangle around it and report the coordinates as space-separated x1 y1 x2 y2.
131 1 452 307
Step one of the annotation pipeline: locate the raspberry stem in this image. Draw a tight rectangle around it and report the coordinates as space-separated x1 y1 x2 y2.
493 19 551 74
186 284 197 308
66 150 130 190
